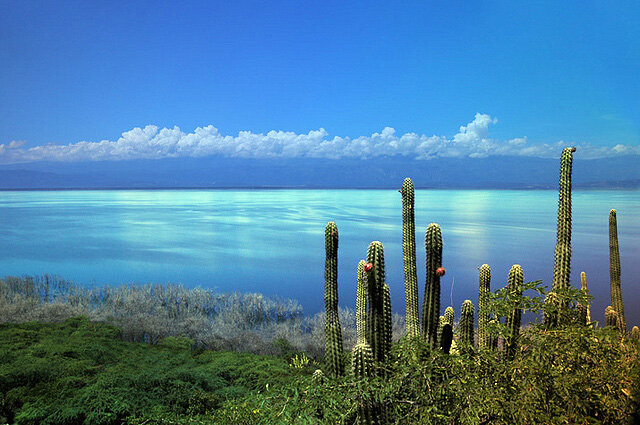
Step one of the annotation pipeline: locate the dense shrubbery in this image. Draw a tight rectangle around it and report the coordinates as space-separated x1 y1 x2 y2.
211 326 640 424
0 317 302 424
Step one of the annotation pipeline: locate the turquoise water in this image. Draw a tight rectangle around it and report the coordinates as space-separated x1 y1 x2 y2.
1 189 638 326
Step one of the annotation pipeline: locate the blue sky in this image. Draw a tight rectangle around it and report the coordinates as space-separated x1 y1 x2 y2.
1 0 639 163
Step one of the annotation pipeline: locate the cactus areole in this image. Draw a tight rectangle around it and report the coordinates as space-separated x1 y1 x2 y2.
436 267 446 277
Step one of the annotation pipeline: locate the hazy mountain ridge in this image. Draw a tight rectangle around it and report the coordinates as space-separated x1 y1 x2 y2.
1 155 638 189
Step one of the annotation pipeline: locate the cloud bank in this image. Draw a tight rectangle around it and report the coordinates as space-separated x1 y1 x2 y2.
1 113 638 163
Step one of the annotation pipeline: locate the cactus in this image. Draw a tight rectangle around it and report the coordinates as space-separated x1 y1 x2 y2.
488 318 499 351
366 241 391 363
609 209 626 334
550 147 576 324
312 369 325 384
632 326 639 341
356 260 368 343
578 271 590 325
382 283 392 358
544 291 560 329
605 306 618 328
352 342 374 379
422 223 444 347
504 265 524 359
400 178 420 338
459 300 475 348
324 222 344 377
436 315 445 347
444 306 455 326
440 323 453 354
478 264 491 350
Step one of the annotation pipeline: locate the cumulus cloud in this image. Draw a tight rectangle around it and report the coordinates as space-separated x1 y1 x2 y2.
1 113 638 163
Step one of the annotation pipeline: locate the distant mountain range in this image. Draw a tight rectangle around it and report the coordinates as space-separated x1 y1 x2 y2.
1 155 639 189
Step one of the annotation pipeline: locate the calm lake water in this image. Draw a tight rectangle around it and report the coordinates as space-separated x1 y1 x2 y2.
1 189 638 326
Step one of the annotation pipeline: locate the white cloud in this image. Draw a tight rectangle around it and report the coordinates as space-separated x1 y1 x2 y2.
1 113 638 163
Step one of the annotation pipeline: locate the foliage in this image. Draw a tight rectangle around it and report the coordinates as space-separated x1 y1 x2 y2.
0 318 300 424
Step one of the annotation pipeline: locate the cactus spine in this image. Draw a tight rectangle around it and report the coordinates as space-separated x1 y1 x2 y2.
577 271 589 325
352 261 374 378
401 178 420 338
324 222 344 377
632 326 639 341
609 209 626 334
504 265 524 359
605 306 618 328
478 264 491 350
550 147 575 324
459 300 475 348
444 306 454 326
366 241 391 363
422 223 443 348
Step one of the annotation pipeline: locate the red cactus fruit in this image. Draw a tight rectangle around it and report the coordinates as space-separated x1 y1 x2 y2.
436 267 446 277
365 263 373 271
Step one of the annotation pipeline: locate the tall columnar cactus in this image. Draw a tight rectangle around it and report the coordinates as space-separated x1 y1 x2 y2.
353 263 373 375
632 326 639 341
504 265 524 359
324 222 344 377
459 300 475 348
436 315 445 347
478 264 491 350
400 178 420 338
576 271 589 326
422 223 444 347
444 306 455 326
366 241 391 363
382 283 392 357
605 306 618 328
550 147 576 324
609 209 626 334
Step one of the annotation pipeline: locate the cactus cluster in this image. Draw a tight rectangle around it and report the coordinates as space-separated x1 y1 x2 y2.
324 222 344 377
609 209 626 334
422 223 444 348
400 178 420 338
504 265 524 359
549 147 575 324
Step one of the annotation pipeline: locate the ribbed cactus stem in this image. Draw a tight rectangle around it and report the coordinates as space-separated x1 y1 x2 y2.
401 178 420 338
504 265 523 359
440 324 453 354
351 343 374 379
609 209 626 333
436 315 445 347
366 241 389 363
356 260 368 344
382 283 392 359
324 222 344 377
444 306 454 326
605 306 618 328
460 300 475 348
577 271 589 326
550 147 575 324
422 223 443 347
478 264 491 350
632 326 639 341
312 369 325 384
